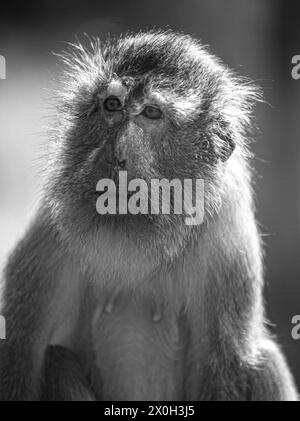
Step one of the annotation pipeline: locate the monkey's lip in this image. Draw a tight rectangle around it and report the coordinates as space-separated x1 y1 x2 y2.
93 170 137 200
93 189 135 200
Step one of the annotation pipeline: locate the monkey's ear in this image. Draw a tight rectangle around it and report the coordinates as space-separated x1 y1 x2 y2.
214 80 261 162
217 131 236 162
215 119 236 161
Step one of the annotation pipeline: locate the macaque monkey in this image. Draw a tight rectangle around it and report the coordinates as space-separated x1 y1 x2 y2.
0 30 298 401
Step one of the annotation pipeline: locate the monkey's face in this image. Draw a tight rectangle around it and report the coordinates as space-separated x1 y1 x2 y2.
48 31 257 257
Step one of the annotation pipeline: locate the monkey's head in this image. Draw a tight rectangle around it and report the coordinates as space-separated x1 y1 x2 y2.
46 30 259 262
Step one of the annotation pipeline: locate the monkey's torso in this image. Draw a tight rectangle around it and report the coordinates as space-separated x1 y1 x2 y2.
0 197 298 401
48 224 208 401
63 286 184 400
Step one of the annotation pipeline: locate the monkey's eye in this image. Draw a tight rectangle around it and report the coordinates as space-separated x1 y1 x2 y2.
141 106 163 120
103 96 122 112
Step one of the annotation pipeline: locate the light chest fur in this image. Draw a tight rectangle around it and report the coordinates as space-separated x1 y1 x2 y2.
50 227 207 400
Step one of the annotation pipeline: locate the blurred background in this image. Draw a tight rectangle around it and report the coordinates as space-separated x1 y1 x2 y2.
0 0 299 390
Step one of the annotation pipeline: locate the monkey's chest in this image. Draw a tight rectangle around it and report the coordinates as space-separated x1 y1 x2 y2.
90 291 183 401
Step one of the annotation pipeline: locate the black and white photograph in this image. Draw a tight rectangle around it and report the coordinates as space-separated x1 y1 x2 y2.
0 0 299 403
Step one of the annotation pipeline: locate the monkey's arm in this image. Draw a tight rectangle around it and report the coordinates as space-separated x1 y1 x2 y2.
199 248 298 400
245 339 298 401
0 210 73 400
41 345 96 401
199 338 298 401
193 200 298 401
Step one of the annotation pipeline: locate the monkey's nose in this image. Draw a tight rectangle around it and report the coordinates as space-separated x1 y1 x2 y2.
104 157 126 169
103 142 126 170
115 158 126 169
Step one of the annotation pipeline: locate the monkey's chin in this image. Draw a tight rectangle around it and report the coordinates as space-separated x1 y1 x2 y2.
53 197 199 268
47 184 203 269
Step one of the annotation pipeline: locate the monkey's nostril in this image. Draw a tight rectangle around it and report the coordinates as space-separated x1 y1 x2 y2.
117 159 126 169
102 156 126 169
104 157 113 165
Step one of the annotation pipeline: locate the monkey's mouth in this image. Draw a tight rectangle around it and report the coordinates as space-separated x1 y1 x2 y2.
94 166 140 200
94 189 135 200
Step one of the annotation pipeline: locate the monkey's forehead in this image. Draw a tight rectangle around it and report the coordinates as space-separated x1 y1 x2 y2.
97 33 231 117
61 31 234 103
65 31 228 100
59 31 255 124
109 32 225 93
